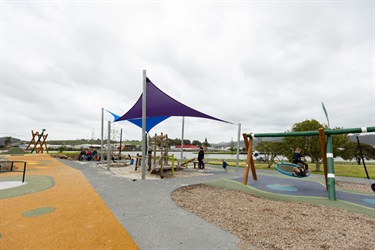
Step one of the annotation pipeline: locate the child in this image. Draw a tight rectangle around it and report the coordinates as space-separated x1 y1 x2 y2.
222 160 228 171
293 166 307 177
293 147 309 171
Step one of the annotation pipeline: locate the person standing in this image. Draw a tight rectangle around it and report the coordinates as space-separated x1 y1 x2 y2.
198 146 205 170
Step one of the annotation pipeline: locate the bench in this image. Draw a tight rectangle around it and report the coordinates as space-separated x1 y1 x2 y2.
0 161 27 182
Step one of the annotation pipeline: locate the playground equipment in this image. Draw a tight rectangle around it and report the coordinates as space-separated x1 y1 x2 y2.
25 129 48 154
274 162 310 178
150 133 170 178
242 126 375 200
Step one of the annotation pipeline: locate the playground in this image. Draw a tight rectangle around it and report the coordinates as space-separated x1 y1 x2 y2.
1 153 374 249
1 78 374 249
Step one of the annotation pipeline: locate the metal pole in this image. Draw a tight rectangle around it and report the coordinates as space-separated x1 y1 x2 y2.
119 128 122 160
246 126 375 138
356 134 370 179
141 70 147 180
101 108 104 164
235 123 241 171
326 132 336 200
180 116 185 164
107 121 111 171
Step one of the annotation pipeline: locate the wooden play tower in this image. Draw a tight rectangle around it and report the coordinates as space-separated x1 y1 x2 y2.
150 132 170 178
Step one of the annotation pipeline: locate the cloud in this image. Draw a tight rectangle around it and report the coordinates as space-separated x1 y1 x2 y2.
1 1 374 143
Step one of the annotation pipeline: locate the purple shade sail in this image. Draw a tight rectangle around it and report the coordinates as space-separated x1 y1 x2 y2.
117 78 230 124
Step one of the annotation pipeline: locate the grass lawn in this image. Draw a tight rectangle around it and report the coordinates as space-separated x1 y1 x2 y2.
55 151 374 179
208 159 375 179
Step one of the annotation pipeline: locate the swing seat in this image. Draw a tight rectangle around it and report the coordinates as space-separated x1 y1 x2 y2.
275 162 310 178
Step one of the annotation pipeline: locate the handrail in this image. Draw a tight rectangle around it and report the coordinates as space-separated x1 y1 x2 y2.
0 160 27 182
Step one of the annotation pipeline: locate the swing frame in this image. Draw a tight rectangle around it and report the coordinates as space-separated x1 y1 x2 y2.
254 137 311 178
242 128 329 189
242 126 375 200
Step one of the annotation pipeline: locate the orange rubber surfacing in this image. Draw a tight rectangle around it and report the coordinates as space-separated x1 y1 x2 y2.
0 154 138 249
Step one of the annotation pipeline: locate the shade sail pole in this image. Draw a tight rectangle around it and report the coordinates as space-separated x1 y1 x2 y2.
141 70 147 180
236 123 241 171
180 116 185 164
107 121 111 171
101 107 104 165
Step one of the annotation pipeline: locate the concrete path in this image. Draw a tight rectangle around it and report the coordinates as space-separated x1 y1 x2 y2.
61 160 244 250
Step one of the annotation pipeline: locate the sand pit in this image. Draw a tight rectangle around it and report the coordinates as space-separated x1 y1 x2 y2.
95 162 218 180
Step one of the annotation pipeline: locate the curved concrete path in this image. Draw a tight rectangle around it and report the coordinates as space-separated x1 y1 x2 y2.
60 159 243 250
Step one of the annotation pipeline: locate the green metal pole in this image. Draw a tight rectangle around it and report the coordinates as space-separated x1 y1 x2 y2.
246 126 375 138
326 132 336 200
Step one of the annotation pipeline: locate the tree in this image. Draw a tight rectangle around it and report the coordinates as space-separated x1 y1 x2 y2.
58 145 67 152
168 138 181 146
203 138 210 150
283 119 325 171
331 129 352 162
341 140 375 164
355 143 375 163
255 141 284 168
230 139 235 151
4 137 12 147
192 140 202 146
183 139 191 145
282 120 353 172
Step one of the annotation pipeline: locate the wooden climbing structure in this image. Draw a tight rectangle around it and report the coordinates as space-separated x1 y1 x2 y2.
150 132 170 178
25 129 49 154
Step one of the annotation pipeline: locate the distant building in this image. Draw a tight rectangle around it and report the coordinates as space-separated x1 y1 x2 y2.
172 144 199 150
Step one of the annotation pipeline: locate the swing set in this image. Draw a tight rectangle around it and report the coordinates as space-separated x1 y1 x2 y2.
242 126 375 200
253 137 311 178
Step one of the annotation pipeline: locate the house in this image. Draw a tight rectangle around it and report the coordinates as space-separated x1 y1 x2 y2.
171 144 199 151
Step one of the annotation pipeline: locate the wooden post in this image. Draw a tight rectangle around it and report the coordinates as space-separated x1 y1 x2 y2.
242 133 250 185
25 130 37 152
248 136 257 181
165 134 169 166
242 133 257 185
153 133 157 167
318 128 328 190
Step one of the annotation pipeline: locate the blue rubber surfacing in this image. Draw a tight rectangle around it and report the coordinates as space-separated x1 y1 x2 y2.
232 175 375 209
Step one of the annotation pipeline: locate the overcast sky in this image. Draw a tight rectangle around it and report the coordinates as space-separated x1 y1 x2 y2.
1 0 374 144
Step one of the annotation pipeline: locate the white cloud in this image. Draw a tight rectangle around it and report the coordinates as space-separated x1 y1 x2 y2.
1 1 374 143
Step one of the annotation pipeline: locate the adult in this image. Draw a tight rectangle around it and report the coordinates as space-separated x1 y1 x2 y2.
198 146 205 170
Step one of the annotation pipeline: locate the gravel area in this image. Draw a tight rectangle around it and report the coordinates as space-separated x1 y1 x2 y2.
336 181 374 193
171 184 375 250
97 163 214 179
